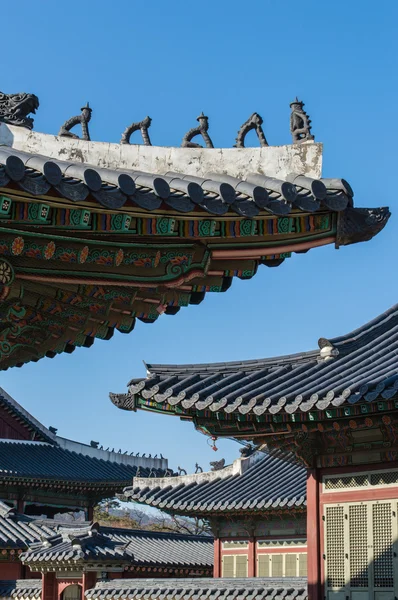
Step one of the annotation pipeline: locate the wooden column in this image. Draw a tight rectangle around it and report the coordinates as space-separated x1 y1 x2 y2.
213 538 221 578
82 572 97 593
307 468 321 600
17 499 24 514
87 506 94 522
248 537 255 577
42 573 56 600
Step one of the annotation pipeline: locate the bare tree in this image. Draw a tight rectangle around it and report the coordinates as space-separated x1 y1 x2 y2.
150 513 212 536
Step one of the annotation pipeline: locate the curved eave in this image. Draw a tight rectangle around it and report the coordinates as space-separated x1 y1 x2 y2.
111 303 398 421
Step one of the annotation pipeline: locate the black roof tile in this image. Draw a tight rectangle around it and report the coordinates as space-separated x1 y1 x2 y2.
124 451 306 515
0 441 165 485
86 578 308 600
113 304 398 417
0 146 364 220
21 523 213 569
0 580 41 600
0 504 213 569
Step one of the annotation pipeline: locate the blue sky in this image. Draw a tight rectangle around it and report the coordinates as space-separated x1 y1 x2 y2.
0 0 397 474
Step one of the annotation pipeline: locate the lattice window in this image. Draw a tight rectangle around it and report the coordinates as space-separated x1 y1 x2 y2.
325 505 345 588
221 554 248 578
349 504 368 587
271 554 283 577
324 474 369 490
299 553 308 577
370 471 398 486
235 555 248 578
222 555 235 578
285 553 297 577
257 555 270 577
372 502 394 588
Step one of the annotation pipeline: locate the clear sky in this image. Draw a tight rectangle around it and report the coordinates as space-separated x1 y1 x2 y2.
0 0 397 474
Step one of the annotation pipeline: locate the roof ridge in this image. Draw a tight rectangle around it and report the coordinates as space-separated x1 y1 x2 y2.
140 305 398 376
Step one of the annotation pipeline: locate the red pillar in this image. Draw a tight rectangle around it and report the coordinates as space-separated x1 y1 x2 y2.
307 468 321 600
213 538 221 578
42 573 56 600
82 572 97 593
17 499 24 514
87 506 94 522
248 537 255 577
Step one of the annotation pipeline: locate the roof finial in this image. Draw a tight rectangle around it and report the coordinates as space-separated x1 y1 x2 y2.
234 113 268 148
290 98 314 143
59 102 92 141
182 113 214 148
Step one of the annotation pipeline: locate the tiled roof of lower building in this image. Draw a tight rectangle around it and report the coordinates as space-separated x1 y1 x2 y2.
0 504 55 549
86 578 308 600
112 304 398 417
0 580 41 600
123 451 306 516
0 440 166 487
0 504 213 570
21 523 213 570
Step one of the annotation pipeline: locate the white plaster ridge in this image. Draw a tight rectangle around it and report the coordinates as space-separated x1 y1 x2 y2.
132 451 264 490
0 124 323 180
54 436 168 470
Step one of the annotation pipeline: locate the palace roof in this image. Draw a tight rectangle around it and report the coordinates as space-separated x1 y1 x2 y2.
21 523 213 572
111 304 398 463
0 503 213 572
0 580 41 600
0 503 54 549
86 578 308 600
0 439 167 489
123 451 306 516
0 388 169 495
0 91 389 370
113 304 398 417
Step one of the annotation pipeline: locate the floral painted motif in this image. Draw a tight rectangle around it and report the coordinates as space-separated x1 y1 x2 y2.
133 257 153 268
97 255 113 266
115 248 124 267
44 241 56 260
11 237 24 256
58 251 77 263
79 246 89 264
25 248 41 259
0 259 14 285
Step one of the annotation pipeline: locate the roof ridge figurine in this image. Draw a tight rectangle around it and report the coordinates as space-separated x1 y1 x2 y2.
210 458 225 471
290 97 314 143
121 115 152 146
234 112 268 148
59 102 92 141
0 91 39 130
181 112 214 148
